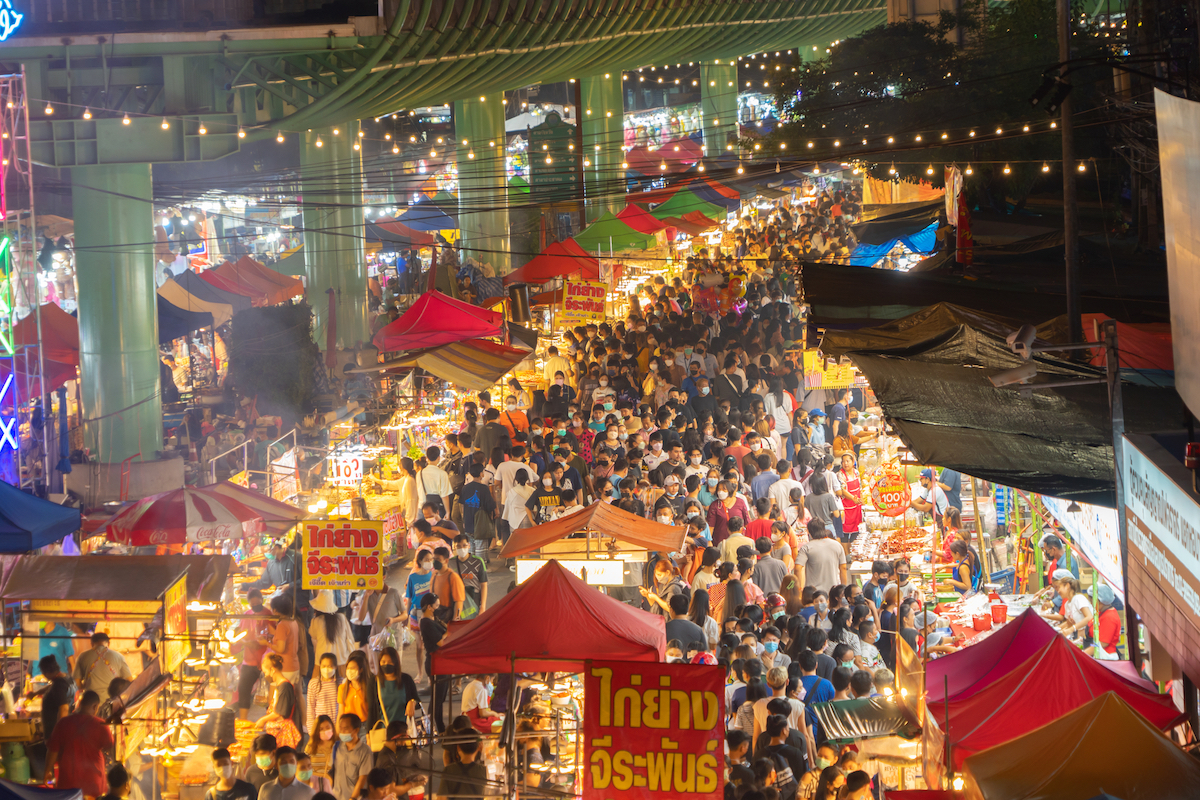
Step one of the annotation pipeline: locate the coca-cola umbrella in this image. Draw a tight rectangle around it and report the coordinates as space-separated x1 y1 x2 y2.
102 487 265 546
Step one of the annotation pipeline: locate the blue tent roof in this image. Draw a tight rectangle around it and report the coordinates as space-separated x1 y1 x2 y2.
397 195 458 231
0 481 81 552
158 296 214 343
848 221 939 267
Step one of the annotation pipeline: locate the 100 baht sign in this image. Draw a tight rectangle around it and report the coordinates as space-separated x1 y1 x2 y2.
301 520 385 591
585 660 724 800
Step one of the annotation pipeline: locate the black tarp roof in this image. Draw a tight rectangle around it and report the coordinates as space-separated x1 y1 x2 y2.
822 304 1181 506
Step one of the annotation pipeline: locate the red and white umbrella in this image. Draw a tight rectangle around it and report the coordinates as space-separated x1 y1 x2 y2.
102 487 266 546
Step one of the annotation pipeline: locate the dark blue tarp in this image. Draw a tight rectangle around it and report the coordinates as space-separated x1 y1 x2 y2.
689 182 742 211
0 782 81 800
157 296 213 343
397 195 458 231
175 269 252 314
848 221 939 267
0 481 81 551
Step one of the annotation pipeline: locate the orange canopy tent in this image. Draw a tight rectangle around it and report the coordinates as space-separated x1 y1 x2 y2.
0 303 80 393
498 501 687 558
432 559 666 674
503 239 600 285
212 257 303 306
962 692 1200 800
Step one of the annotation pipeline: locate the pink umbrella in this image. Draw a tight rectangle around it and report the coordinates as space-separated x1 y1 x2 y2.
102 487 265 546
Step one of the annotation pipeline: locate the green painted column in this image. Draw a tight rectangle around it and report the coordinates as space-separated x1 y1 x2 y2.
455 94 510 274
581 72 625 223
300 124 368 349
71 164 162 462
701 60 740 157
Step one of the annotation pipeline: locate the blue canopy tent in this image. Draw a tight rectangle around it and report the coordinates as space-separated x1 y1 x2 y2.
688 182 741 212
0 784 80 800
157 296 214 343
847 221 939 267
397 195 458 231
0 480 81 551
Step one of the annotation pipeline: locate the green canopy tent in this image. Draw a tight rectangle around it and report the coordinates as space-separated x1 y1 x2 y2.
508 175 530 200
649 187 726 221
574 211 658 253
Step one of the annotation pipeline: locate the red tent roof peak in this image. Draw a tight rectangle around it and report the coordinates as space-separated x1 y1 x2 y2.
432 559 666 674
372 291 505 352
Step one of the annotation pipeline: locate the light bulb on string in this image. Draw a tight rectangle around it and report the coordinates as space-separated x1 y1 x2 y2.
995 127 1003 135
123 114 131 125
315 138 323 147
737 165 744 174
82 108 92 119
237 128 245 138
353 141 360 151
926 164 934 175
1041 162 1050 172
1003 163 1011 174
392 145 399 154
1077 161 1086 172
199 124 207 135
965 164 973 175
161 118 170 129
698 163 705 172
333 128 339 135
888 163 896 175
812 165 819 174
276 131 284 142
44 103 53 115
1050 121 1057 128
1023 124 1030 132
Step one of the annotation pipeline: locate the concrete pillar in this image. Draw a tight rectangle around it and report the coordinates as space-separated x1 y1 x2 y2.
300 124 368 349
71 164 163 463
701 61 740 157
455 94 510 274
581 72 624 223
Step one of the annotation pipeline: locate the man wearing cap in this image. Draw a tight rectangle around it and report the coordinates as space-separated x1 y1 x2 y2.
1087 584 1123 661
913 611 959 659
911 468 949 524
808 409 829 448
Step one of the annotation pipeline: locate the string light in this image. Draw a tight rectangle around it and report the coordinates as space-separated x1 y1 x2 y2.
887 137 894 144
995 126 1003 134
467 151 475 159
926 164 934 175
276 131 285 142
737 165 744 174
81 108 92 119
315 137 323 147
1041 162 1050 172
1050 121 1058 128
833 140 840 147
965 164 973 175
698 163 705 172
333 128 340 135
392 144 399 154
161 118 169 129
807 141 814 148
780 143 787 150
941 132 947 139
621 161 629 169
1023 124 1030 132
1077 161 1087 172
1002 163 1011 174
888 163 896 175
44 103 53 115
123 114 131 125
915 135 922 142
199 124 207 134
353 141 360 150
237 128 245 138
969 130 975 137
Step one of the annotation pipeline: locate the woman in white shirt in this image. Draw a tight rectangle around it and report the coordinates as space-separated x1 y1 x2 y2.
1054 576 1095 647
461 674 501 732
502 467 536 534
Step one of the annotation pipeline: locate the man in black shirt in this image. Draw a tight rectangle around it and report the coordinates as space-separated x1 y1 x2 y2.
761 714 805 800
207 748 256 800
419 594 448 734
435 733 487 800
244 734 278 790
38 655 72 742
664 595 706 654
374 720 432 791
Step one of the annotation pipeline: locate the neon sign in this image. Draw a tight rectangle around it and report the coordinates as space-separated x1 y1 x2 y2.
0 375 14 451
0 1 21 41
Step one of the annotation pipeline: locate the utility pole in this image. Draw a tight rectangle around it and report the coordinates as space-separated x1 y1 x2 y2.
1059 0 1082 344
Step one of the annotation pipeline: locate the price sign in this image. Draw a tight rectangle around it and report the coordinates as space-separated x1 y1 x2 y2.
329 455 363 486
869 462 912 517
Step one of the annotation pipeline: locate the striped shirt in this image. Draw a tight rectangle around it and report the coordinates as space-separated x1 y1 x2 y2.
307 675 340 727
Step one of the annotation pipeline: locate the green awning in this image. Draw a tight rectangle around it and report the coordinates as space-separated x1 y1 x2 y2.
574 211 658 253
649 188 725 221
272 245 307 276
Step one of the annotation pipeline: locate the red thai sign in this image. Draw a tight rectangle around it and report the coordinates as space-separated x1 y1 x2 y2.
584 660 724 800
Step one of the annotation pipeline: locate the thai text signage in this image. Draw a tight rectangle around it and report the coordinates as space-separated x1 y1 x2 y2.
561 280 607 326
301 520 385 591
162 575 189 673
329 454 363 486
584 660 723 800
1042 495 1124 599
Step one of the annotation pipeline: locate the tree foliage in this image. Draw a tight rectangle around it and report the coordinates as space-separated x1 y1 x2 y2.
769 0 1110 212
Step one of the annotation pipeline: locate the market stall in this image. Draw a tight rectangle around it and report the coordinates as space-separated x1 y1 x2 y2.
0 479 81 553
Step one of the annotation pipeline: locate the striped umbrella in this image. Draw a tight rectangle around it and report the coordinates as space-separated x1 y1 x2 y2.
102 487 265 546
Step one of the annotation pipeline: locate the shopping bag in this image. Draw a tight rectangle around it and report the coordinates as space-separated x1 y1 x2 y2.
366 720 388 752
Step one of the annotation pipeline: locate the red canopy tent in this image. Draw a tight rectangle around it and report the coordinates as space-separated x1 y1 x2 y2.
372 290 505 352
503 239 599 285
928 635 1183 770
199 268 269 306
232 256 304 303
926 609 1155 702
1082 312 1173 371
431 559 666 674
374 216 438 246
659 136 704 163
616 204 669 234
658 211 720 237
207 480 305 537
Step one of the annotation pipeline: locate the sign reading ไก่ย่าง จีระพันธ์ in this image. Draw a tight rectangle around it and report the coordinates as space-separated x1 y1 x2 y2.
301 520 385 591
561 279 607 326
585 660 724 800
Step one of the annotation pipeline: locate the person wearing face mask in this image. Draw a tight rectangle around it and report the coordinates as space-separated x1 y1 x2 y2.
639 555 685 618
245 735 279 790
884 556 924 604
237 589 273 720
401 548 436 681
258 747 315 800
497 394 529 440
449 534 488 618
309 591 354 676
542 347 573 387
303 716 336 793
207 748 255 800
461 674 501 733
373 645 418 739
683 448 706 481
337 651 371 727
333 714 373 800
592 374 616 409
307 653 342 728
525 469 563 524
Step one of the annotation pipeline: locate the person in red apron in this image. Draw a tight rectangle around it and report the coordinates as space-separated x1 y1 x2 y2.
837 453 864 539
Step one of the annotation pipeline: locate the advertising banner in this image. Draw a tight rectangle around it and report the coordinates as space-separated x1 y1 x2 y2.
162 574 189 673
329 454 364 487
584 660 724 800
561 280 607 326
301 520 385 591
1042 495 1124 598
